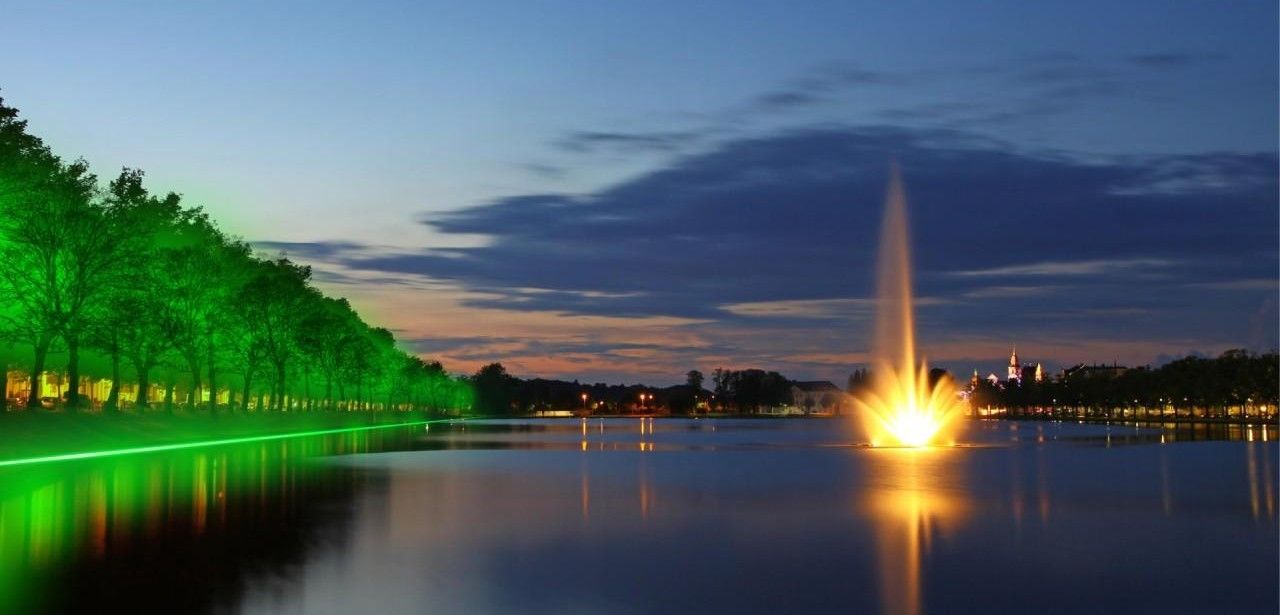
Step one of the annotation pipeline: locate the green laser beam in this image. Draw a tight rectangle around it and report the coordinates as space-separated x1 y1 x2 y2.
0 418 464 468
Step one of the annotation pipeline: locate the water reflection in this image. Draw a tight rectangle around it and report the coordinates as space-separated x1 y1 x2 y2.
0 427 418 614
865 449 969 615
1246 443 1276 521
0 419 1274 614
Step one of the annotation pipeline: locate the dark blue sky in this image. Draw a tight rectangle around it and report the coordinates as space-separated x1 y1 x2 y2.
2 1 1276 382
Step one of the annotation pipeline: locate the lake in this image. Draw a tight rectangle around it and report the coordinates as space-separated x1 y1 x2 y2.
2 418 1275 614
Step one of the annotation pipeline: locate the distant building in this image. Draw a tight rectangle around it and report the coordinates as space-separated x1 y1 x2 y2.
967 348 1044 392
790 381 848 415
1061 363 1128 380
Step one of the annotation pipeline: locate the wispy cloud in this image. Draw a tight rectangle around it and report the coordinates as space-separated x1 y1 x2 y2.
948 258 1175 278
1186 278 1279 291
1128 52 1220 68
555 130 705 154
960 285 1062 299
721 298 875 319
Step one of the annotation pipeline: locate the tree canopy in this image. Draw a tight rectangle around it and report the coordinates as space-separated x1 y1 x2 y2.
0 95 471 415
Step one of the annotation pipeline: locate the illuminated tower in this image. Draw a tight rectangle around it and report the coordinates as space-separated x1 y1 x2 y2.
1007 347 1021 383
1034 363 1044 383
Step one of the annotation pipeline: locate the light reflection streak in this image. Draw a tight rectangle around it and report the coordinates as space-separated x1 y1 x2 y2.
867 448 968 615
639 460 652 521
1010 447 1024 530
580 461 590 522
1245 444 1276 521
1159 451 1172 516
1036 448 1050 523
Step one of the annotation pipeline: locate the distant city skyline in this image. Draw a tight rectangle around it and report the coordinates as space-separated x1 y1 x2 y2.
2 0 1276 384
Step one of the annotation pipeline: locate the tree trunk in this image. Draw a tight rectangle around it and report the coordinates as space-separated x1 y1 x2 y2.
26 335 51 409
274 362 286 411
105 348 121 413
164 381 175 414
255 390 265 412
186 354 201 409
242 363 254 412
135 361 151 410
207 343 217 414
66 333 82 411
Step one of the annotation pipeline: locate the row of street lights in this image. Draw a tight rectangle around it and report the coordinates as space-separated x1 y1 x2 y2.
580 392 654 412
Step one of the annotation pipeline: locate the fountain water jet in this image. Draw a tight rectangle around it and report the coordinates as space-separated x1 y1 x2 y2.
855 164 966 447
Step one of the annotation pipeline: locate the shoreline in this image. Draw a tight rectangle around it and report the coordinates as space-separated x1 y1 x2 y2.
0 411 458 466
515 412 1277 426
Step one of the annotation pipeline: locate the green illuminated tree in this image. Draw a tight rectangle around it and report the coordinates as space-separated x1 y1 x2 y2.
0 96 107 408
0 94 474 416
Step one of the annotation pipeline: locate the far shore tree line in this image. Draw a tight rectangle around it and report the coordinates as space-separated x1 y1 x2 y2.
0 95 472 415
468 364 803 416
968 349 1279 420
468 349 1278 422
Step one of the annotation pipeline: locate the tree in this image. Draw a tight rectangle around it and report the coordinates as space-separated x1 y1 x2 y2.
238 257 311 410
296 296 361 410
0 94 475 417
712 368 733 407
684 369 705 413
686 369 704 392
0 97 105 408
472 363 515 415
847 368 869 395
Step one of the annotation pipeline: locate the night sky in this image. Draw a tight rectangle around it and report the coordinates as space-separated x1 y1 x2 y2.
2 1 1275 383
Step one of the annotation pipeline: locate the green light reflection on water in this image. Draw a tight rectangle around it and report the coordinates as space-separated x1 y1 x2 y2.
0 420 444 614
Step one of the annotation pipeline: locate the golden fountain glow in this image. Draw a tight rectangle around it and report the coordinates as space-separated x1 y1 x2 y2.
855 164 966 447
855 359 964 447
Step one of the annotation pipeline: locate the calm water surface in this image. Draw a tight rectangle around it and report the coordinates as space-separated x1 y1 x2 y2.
1 419 1275 614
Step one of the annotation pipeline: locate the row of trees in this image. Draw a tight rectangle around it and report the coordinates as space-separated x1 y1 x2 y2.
468 349 1277 419
710 368 792 413
468 364 806 416
969 350 1278 419
469 363 691 415
0 95 471 414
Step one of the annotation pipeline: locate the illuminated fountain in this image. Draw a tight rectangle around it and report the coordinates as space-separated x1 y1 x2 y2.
854 165 966 447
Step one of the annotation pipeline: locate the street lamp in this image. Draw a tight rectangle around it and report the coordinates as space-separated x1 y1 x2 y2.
581 392 589 414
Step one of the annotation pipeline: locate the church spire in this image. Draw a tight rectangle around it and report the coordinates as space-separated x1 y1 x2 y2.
1007 346 1022 382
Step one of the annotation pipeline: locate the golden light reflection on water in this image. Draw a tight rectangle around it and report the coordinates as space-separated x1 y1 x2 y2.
865 448 969 615
1246 443 1276 521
